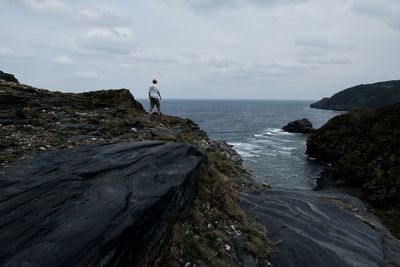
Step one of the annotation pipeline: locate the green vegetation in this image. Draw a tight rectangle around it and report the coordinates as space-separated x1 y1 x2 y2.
311 80 400 111
164 151 270 266
307 103 400 237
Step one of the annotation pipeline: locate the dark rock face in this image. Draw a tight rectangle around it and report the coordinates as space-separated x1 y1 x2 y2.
0 141 206 266
307 103 400 237
311 80 400 111
0 71 19 83
241 189 400 267
282 118 315 133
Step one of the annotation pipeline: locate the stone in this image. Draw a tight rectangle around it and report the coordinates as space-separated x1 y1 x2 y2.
241 189 400 267
0 141 206 266
0 71 19 83
150 127 177 141
282 118 315 133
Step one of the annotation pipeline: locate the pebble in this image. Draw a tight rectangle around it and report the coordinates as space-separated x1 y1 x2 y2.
39 147 46 151
224 244 231 251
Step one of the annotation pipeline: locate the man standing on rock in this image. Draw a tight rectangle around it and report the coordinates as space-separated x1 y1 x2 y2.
148 79 162 115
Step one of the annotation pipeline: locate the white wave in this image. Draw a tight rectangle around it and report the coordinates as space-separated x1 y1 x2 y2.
262 128 294 136
229 142 262 158
280 147 296 151
277 150 293 155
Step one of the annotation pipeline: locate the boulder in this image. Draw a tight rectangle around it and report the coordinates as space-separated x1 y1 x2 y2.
241 189 400 267
282 118 315 133
0 141 206 266
0 71 19 83
150 127 177 141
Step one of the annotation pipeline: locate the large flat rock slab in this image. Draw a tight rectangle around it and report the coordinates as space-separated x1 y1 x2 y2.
240 189 400 267
0 141 206 266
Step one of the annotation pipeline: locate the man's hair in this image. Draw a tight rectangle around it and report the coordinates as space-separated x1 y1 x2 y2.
153 79 158 84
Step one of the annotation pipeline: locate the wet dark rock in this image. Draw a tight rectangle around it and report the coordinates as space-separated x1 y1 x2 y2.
0 141 206 266
150 127 177 141
241 189 400 267
0 71 19 83
282 118 315 133
311 80 400 111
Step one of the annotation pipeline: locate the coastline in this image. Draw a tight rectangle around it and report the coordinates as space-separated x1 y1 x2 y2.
1 77 399 266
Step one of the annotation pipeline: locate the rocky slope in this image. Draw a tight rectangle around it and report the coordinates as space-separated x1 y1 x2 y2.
0 73 269 266
307 103 400 237
311 80 400 111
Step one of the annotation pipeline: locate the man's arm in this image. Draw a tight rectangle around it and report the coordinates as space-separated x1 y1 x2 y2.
158 91 161 100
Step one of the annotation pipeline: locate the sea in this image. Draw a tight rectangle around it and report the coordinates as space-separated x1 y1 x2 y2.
143 99 342 190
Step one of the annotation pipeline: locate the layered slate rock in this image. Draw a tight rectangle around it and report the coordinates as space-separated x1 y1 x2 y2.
282 118 315 134
241 189 400 267
0 141 206 266
310 80 400 111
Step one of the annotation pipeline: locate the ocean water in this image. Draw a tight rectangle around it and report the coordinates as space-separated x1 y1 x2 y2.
144 99 342 190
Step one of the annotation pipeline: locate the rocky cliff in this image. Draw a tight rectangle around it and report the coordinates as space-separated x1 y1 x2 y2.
0 73 269 266
311 80 400 111
307 103 400 237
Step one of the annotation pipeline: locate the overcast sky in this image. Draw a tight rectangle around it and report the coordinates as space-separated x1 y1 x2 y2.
1 0 400 99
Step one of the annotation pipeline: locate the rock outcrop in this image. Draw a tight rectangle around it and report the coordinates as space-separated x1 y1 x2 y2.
282 118 315 133
311 80 400 111
0 71 19 83
307 103 400 237
0 141 206 266
209 140 243 165
0 81 200 163
241 189 400 267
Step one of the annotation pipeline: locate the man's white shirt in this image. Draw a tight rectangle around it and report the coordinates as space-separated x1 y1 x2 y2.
149 85 160 99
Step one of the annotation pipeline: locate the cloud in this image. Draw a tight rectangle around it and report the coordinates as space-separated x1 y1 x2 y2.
298 57 352 65
295 37 353 66
350 1 400 30
0 47 33 62
295 38 351 50
75 70 103 79
54 55 74 65
83 27 133 41
71 27 136 55
18 0 71 14
77 10 129 26
163 0 308 11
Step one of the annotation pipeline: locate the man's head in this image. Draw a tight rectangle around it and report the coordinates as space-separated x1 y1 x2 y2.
153 79 158 84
